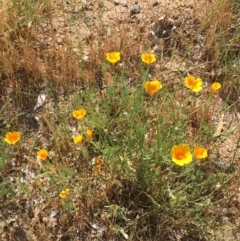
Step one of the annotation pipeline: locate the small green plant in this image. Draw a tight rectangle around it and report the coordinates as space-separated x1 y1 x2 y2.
0 181 13 200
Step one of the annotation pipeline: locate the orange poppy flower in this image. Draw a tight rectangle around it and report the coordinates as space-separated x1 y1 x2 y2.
144 80 162 95
86 130 93 140
4 131 21 145
92 157 104 175
171 143 193 166
210 82 221 92
37 149 49 161
193 146 208 160
184 75 203 92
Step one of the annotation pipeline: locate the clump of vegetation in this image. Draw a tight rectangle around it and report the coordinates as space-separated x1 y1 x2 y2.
0 0 239 240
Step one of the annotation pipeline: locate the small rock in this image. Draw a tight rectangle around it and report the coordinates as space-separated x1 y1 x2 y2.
34 92 46 111
73 48 79 53
114 0 127 6
82 55 89 61
13 226 28 241
106 28 112 36
153 2 159 7
130 5 140 14
56 37 63 44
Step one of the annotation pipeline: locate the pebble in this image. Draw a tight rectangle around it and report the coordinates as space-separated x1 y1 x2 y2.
130 5 140 14
114 0 127 6
57 37 63 44
82 55 89 61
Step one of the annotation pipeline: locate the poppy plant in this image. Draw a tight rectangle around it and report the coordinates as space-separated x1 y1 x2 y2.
171 143 193 166
210 82 221 92
184 75 203 92
141 53 156 64
72 108 86 120
37 149 49 161
73 134 83 144
193 146 208 160
106 52 121 64
4 131 21 145
59 188 70 199
144 80 162 95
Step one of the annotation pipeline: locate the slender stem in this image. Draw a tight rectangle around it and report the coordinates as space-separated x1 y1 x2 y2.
145 65 151 81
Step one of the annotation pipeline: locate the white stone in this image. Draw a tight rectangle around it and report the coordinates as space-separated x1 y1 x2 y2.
114 0 127 6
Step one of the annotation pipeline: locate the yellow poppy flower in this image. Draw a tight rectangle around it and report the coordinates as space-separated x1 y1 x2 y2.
4 131 21 145
193 146 208 160
171 143 193 166
141 53 156 64
210 82 221 92
72 108 86 120
184 75 203 92
144 80 162 95
106 52 121 64
73 134 83 144
37 149 49 161
59 188 70 199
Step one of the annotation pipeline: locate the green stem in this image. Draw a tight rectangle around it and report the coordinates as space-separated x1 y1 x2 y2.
145 65 151 81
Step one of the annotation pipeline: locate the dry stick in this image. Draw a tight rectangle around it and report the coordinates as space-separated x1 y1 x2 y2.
119 38 123 52
41 113 61 170
41 113 55 135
